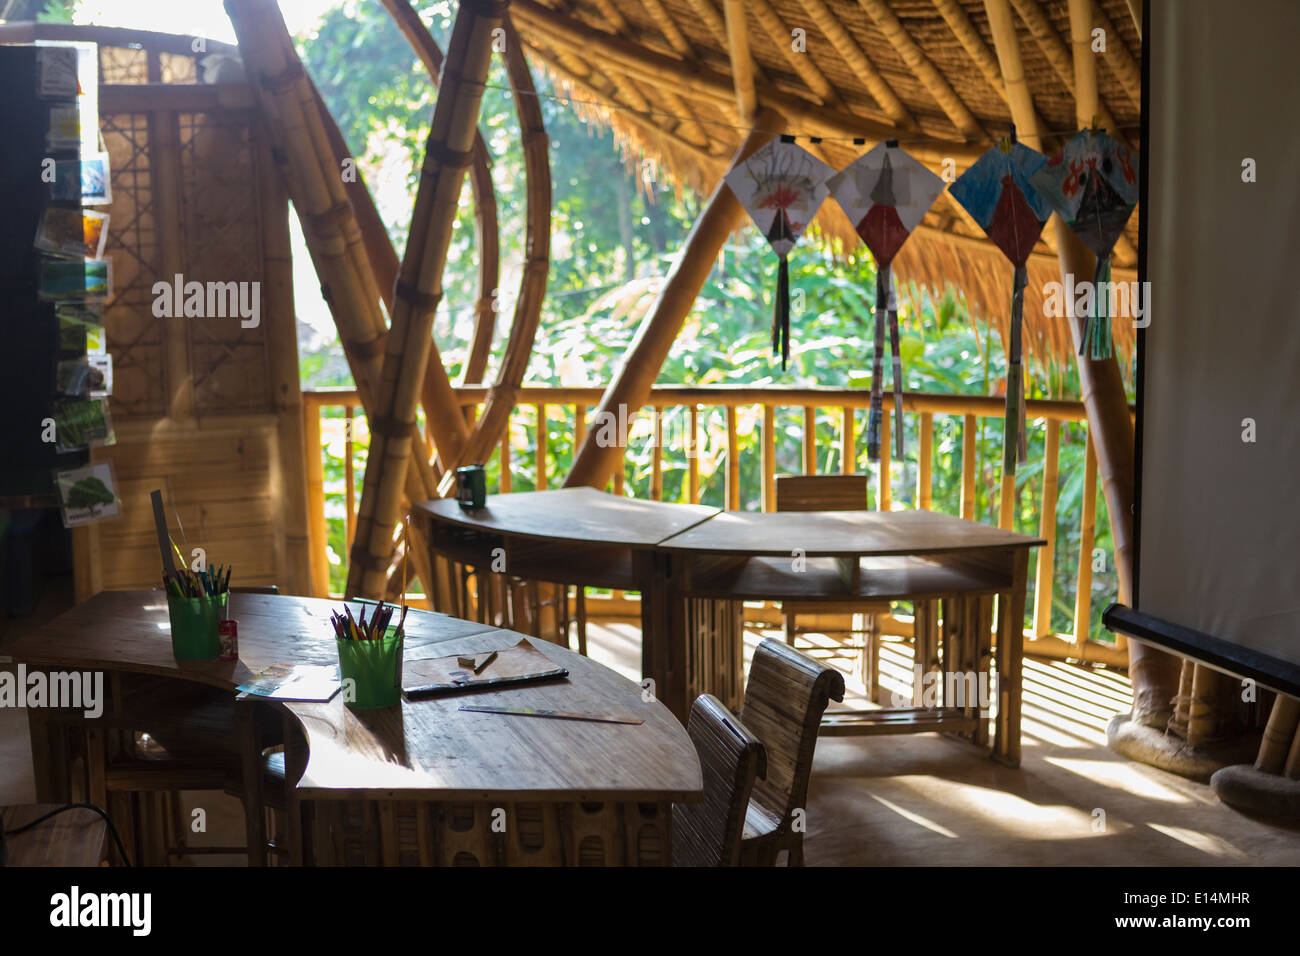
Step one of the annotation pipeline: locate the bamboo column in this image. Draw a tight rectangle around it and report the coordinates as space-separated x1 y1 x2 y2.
985 0 1180 725
347 0 506 599
565 110 786 489
380 0 502 387
437 18 551 483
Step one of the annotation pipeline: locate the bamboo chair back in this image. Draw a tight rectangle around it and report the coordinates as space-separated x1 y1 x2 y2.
740 639 845 842
672 694 767 867
775 473 869 512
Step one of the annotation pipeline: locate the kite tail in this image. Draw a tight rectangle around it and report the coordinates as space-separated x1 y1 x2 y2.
1089 255 1114 360
1004 263 1029 476
867 267 887 461
885 265 905 460
772 253 791 370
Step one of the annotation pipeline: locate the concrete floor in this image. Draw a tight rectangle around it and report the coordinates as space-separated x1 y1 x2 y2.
4 616 1300 865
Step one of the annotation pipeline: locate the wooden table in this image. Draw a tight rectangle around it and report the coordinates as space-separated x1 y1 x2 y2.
1 591 701 866
1 804 106 866
415 488 1043 765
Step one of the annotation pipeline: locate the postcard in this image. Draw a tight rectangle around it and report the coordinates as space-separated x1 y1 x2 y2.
35 207 109 259
54 462 120 528
36 47 80 98
38 256 112 302
57 304 105 355
53 398 115 453
48 153 111 205
46 103 83 151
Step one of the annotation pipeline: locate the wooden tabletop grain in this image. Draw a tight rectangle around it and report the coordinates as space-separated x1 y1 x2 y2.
657 508 1045 556
415 486 720 547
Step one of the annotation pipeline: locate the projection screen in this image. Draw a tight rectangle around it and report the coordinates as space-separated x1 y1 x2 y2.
1108 0 1300 694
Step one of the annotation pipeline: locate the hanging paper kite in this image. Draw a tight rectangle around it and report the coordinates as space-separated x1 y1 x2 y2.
828 141 945 461
949 134 1053 477
1029 127 1139 360
725 136 834 369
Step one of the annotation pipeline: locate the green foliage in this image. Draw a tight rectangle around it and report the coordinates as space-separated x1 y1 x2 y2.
295 3 1121 638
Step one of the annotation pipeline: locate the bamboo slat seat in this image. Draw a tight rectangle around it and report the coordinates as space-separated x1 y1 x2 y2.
672 694 767 867
738 639 845 866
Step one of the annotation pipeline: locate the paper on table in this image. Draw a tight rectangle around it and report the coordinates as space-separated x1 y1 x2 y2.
403 638 567 698
237 662 341 702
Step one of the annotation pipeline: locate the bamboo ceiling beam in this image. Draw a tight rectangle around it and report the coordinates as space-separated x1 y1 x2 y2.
1125 0 1142 40
579 0 714 153
511 0 982 164
857 0 982 140
1090 0 1142 106
748 0 844 110
1067 0 1099 137
722 0 757 123
795 0 914 127
545 45 727 162
933 0 1049 138
1008 0 1122 137
565 109 786 490
685 0 730 51
437 16 552 487
379 0 502 386
346 0 504 599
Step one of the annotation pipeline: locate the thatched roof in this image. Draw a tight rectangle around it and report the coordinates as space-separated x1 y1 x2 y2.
511 0 1142 369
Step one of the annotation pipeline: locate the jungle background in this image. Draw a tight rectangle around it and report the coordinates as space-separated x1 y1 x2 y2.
292 0 1130 638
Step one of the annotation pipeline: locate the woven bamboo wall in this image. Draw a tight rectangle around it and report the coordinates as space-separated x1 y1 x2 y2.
9 25 316 600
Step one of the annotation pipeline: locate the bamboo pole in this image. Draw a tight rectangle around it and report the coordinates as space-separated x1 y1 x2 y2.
651 408 664 500
500 430 511 493
689 405 701 504
564 111 785 489
841 406 855 475
433 18 551 488
302 403 331 598
379 0 502 388
535 403 548 491
229 0 441 530
959 413 977 520
1032 421 1060 638
1125 0 1142 40
795 0 913 125
761 404 775 511
346 0 505 599
917 411 933 508
857 0 981 139
510 1 981 165
1256 696 1300 774
726 406 740 510
1073 431 1097 644
1170 659 1192 736
722 0 757 123
1186 664 1220 746
879 413 892 511
984 0 1179 726
803 406 817 474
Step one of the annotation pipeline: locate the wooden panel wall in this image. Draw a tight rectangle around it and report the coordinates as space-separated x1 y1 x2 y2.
75 81 311 600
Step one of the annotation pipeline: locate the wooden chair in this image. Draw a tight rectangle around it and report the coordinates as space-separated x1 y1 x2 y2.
775 474 890 689
672 694 767 867
738 639 845 866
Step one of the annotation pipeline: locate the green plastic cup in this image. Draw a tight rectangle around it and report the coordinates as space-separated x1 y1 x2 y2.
337 626 404 709
167 592 228 660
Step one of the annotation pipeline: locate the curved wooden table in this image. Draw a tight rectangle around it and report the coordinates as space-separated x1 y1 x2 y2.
2 590 701 866
415 487 1044 765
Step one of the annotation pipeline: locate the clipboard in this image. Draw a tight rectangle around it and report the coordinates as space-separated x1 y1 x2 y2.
403 638 568 700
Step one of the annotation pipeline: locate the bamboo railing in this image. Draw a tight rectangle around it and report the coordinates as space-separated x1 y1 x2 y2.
303 384 1132 667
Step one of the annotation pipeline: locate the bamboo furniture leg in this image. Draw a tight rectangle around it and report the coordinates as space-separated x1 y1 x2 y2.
994 549 1030 766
